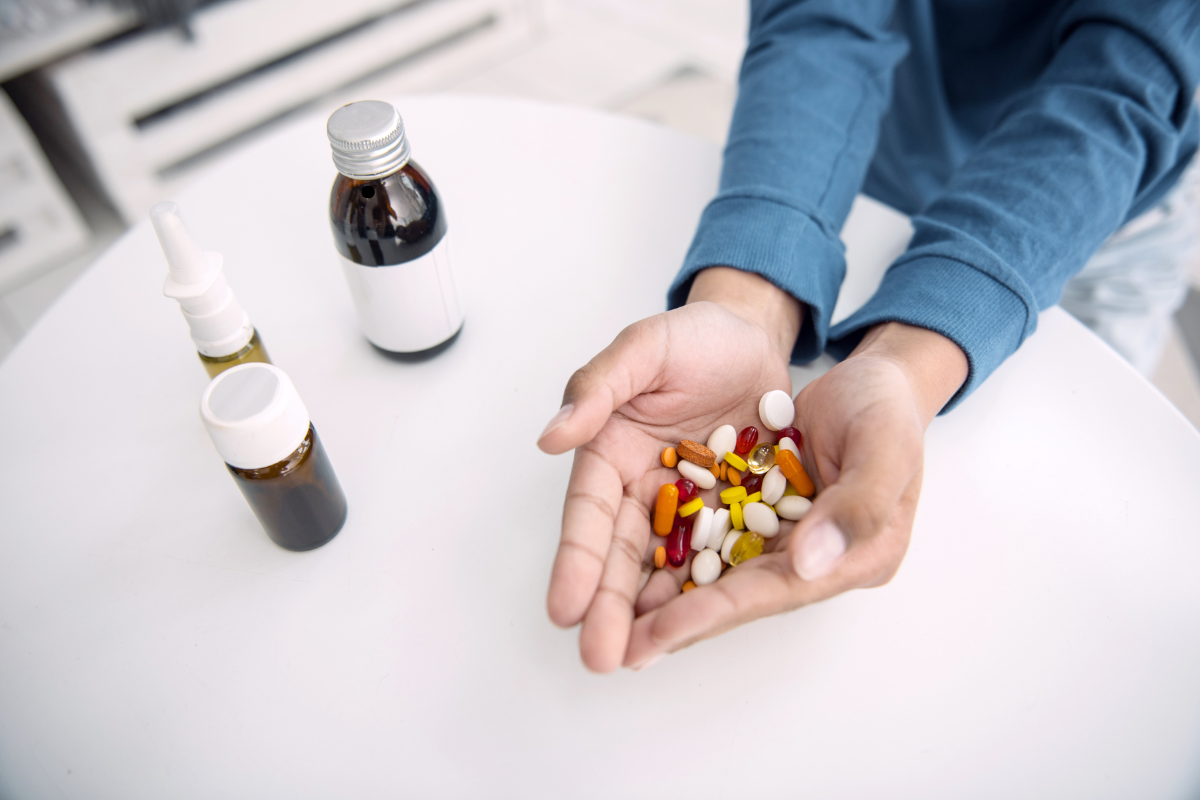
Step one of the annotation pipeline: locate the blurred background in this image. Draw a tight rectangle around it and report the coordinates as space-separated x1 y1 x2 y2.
1 0 1198 427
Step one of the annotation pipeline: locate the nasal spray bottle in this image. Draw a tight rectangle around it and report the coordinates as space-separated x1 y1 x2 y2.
151 202 271 377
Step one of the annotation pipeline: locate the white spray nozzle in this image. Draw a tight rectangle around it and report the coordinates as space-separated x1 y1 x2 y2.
151 202 212 286
151 201 254 358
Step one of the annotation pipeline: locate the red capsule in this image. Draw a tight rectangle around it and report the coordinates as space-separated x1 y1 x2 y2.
736 426 759 455
777 426 803 449
667 515 693 567
741 471 764 495
674 478 698 502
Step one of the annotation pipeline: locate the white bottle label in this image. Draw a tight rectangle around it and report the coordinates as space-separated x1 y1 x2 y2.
337 234 463 353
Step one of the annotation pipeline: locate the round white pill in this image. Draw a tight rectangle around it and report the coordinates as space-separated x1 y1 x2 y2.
761 466 786 505
705 424 737 466
742 502 780 538
775 495 812 521
691 549 722 586
720 530 741 563
778 436 800 459
677 458 716 490
759 390 795 432
691 506 714 551
708 508 731 550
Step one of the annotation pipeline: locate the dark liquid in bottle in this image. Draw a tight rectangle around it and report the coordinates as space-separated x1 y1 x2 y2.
227 424 348 551
329 160 447 267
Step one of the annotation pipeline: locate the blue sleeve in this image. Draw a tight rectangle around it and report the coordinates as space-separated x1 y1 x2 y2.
667 0 908 362
829 0 1200 409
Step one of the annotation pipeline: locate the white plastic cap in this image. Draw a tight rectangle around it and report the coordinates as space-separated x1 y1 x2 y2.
152 201 254 357
200 363 311 469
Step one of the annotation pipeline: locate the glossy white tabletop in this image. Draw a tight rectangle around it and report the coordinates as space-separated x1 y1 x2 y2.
1 96 1199 799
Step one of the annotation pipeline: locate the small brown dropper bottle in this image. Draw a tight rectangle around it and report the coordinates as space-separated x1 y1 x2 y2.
200 363 347 551
327 100 463 355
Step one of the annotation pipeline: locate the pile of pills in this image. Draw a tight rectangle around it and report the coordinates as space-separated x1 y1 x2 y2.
653 390 816 590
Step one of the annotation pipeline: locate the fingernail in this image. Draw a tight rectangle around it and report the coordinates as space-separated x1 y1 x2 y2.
794 520 846 581
538 404 574 441
631 653 664 671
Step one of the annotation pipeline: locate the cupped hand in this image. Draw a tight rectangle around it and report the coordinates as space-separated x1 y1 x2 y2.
539 268 968 673
536 298 792 672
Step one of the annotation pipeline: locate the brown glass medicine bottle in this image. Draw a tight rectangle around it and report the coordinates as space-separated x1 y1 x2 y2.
326 100 464 355
201 363 347 551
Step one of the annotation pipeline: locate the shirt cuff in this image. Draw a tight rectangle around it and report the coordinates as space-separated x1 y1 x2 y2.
667 192 846 363
828 255 1032 411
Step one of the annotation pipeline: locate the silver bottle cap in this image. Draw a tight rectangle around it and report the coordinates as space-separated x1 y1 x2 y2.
326 100 411 180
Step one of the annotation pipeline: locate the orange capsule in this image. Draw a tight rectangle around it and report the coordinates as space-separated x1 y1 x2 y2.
775 449 815 497
681 580 697 592
727 468 742 487
719 461 728 481
709 462 721 480
661 447 678 469
654 546 666 569
653 483 679 536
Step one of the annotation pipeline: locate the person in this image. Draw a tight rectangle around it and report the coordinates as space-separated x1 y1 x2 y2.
537 0 1200 672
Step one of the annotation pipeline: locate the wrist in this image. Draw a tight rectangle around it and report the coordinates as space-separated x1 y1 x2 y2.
849 322 968 424
685 267 803 361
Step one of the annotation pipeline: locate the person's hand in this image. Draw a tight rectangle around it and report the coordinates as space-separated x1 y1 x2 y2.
538 268 967 672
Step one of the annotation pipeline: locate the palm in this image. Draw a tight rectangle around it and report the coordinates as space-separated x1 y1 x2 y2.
539 301 791 672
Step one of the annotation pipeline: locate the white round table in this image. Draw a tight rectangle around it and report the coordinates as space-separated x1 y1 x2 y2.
1 96 1199 799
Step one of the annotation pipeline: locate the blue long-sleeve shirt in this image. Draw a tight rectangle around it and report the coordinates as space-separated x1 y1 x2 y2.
668 0 1200 409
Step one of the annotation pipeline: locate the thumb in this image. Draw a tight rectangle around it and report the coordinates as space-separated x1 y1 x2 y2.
537 316 668 454
787 422 922 582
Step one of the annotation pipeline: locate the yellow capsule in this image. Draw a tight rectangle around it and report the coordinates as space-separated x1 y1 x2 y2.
720 486 747 505
773 445 778 454
743 491 762 505
729 531 765 566
678 497 704 517
783 484 799 497
730 501 744 530
746 442 775 475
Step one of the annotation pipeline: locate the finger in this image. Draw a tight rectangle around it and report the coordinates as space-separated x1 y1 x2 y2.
547 444 624 628
536 317 668 454
789 413 923 582
624 552 799 667
633 555 693 615
578 495 655 673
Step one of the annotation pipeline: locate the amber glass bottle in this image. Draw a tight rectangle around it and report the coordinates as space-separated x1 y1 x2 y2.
201 363 347 552
327 100 463 355
227 424 347 551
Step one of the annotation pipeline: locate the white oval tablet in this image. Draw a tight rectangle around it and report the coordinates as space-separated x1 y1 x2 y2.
759 390 795 432
775 495 813 521
742 502 780 538
691 549 722 586
691 506 714 551
677 458 716 490
761 466 786 505
708 508 731 550
720 530 741 563
705 424 737 466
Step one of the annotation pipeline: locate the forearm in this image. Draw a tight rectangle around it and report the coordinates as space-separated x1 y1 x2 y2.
849 322 968 425
685 267 802 361
668 0 907 362
686 267 966 422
